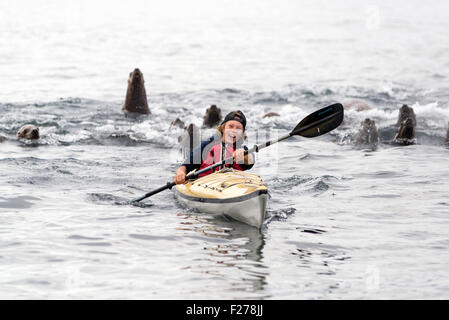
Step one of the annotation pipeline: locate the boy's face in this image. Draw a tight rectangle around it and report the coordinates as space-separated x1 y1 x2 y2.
223 120 243 144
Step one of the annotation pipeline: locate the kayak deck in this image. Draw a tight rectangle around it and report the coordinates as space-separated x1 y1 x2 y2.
174 169 268 228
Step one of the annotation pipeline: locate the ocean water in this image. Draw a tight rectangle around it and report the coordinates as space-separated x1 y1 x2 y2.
1 0 449 299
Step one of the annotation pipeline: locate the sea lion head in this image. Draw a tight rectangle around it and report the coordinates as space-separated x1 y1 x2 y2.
397 104 416 127
203 105 222 127
355 118 379 146
122 68 151 114
17 125 40 140
170 118 186 130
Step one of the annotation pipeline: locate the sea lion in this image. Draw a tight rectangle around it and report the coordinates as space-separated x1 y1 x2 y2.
263 112 280 118
203 105 222 127
340 99 372 127
396 104 416 127
17 125 40 140
122 68 151 114
170 118 185 130
354 118 379 147
394 118 416 145
343 99 372 112
179 123 200 159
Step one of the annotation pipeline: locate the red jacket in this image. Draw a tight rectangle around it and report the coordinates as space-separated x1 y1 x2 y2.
198 142 245 177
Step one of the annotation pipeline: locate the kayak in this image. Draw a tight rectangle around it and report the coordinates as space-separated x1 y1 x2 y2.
174 168 268 229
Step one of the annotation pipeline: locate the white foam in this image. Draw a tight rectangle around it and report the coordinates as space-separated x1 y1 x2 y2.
411 102 449 127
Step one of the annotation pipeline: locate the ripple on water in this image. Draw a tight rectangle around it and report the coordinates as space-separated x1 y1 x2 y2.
267 175 335 196
67 235 104 241
267 207 296 222
87 192 152 207
289 241 351 272
268 175 314 190
67 234 112 246
297 227 327 234
358 170 406 179
129 234 181 241
0 196 40 209
77 242 112 247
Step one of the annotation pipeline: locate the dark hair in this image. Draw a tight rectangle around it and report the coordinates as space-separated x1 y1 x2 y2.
220 110 246 129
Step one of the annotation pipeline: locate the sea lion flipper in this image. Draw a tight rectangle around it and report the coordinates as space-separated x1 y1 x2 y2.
394 117 416 145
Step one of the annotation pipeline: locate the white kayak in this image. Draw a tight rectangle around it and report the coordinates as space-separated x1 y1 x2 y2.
174 168 268 229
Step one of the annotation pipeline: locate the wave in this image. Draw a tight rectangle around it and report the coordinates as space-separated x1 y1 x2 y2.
1 85 448 148
266 207 296 222
267 174 340 196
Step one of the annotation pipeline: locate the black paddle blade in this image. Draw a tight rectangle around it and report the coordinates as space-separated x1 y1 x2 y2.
291 103 344 138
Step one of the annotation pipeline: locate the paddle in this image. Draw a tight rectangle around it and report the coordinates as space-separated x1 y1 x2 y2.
130 103 344 203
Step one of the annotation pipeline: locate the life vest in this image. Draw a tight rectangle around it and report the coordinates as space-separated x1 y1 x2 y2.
198 142 245 177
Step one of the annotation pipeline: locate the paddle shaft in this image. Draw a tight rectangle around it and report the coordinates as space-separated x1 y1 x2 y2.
131 182 176 203
195 108 341 175
130 134 289 203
